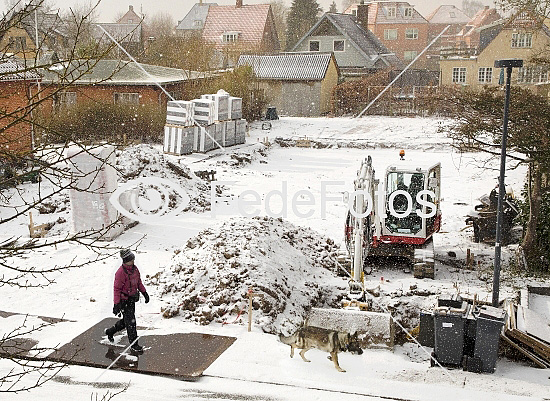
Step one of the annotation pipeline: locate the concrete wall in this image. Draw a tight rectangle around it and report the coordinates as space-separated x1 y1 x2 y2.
260 80 323 117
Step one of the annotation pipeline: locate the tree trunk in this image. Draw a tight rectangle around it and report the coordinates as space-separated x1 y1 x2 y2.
521 162 542 266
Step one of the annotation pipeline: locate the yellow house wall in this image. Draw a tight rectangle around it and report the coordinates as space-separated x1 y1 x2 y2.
0 26 37 57
440 28 550 89
320 59 339 115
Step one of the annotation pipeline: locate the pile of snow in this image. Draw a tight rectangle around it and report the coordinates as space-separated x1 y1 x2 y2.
151 216 345 335
115 144 211 213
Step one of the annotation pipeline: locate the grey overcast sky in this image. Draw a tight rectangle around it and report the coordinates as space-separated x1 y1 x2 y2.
9 0 497 23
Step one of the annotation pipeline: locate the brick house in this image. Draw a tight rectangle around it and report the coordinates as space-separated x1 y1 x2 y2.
37 59 205 113
177 0 280 68
344 1 429 68
0 61 41 155
237 52 340 116
439 12 550 92
0 9 67 59
291 12 403 78
456 7 501 48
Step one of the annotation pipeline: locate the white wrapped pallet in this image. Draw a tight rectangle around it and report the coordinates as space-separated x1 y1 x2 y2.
224 120 236 147
166 100 194 126
192 98 215 126
214 121 225 148
202 93 229 121
68 145 123 240
228 96 242 120
164 125 194 155
197 124 216 153
236 119 247 145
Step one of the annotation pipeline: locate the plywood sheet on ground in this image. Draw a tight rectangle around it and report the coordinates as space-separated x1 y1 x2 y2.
516 305 550 345
47 318 236 380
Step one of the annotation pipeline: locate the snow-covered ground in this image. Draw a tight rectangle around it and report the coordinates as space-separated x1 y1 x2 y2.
1 116 549 400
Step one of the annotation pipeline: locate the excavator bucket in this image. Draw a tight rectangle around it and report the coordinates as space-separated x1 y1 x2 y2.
306 307 394 349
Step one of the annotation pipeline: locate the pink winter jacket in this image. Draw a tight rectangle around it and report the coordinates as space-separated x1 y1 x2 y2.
113 264 146 304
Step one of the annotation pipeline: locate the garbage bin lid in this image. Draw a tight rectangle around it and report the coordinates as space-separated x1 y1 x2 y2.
478 305 506 321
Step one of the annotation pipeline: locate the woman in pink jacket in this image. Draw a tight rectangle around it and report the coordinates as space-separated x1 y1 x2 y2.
105 249 149 352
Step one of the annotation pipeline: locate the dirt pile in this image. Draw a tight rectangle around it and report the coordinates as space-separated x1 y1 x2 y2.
150 216 345 335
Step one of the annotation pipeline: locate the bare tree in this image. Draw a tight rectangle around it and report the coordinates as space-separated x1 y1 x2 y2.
270 1 289 52
144 11 175 40
0 0 138 393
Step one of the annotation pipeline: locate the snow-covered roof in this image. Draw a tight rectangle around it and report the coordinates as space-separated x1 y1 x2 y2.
0 60 41 81
176 3 216 31
39 60 202 85
237 53 335 81
426 5 470 24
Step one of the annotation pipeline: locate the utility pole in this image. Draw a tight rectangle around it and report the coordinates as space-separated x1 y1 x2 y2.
491 58 523 307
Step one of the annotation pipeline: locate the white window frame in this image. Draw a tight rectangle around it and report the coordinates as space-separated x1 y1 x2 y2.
386 6 396 18
193 20 202 27
405 28 418 39
223 32 239 43
55 91 77 108
511 32 532 48
384 29 398 40
309 40 320 51
478 67 493 83
452 67 467 84
403 51 418 61
517 66 549 84
404 7 413 18
114 92 140 105
333 39 345 52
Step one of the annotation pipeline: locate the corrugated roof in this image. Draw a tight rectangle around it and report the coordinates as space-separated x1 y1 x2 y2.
176 3 216 31
426 5 470 24
237 53 334 81
0 60 41 81
39 60 201 85
202 4 271 48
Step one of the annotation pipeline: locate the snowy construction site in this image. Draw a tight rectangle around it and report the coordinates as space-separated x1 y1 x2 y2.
1 114 550 401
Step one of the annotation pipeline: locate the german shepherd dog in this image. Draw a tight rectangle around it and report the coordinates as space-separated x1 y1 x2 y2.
279 326 362 372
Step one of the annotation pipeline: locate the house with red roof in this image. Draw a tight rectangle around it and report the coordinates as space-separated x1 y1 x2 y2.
177 0 280 68
457 6 501 48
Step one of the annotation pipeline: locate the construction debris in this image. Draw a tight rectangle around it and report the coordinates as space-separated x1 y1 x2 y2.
502 299 550 368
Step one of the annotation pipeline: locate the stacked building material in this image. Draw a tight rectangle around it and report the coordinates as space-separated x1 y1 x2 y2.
163 90 246 156
202 93 229 121
502 299 550 368
236 119 247 145
163 125 194 155
166 100 194 126
192 98 216 126
228 96 243 120
224 120 236 147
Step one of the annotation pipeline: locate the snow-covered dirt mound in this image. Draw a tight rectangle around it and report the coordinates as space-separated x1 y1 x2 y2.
150 216 345 335
115 144 211 212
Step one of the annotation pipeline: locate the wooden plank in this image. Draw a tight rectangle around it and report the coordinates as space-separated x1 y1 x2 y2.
507 329 550 361
501 332 549 368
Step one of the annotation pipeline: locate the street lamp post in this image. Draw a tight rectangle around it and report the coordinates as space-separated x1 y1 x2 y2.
492 59 523 307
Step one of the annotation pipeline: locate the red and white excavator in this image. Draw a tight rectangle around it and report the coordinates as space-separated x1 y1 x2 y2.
344 152 442 301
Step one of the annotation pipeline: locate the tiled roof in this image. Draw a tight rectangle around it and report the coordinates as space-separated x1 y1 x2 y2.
0 60 41 81
202 4 271 47
176 3 216 31
426 5 470 24
237 53 334 81
370 1 427 24
467 7 499 28
39 60 202 85
293 13 403 69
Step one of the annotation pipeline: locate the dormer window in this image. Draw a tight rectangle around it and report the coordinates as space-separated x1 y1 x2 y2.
386 6 396 18
223 32 240 42
404 7 413 18
193 20 202 27
449 12 455 18
128 19 133 23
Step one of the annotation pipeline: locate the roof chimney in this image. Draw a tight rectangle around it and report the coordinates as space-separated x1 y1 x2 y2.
236 0 243 8
356 0 369 30
129 5 133 12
